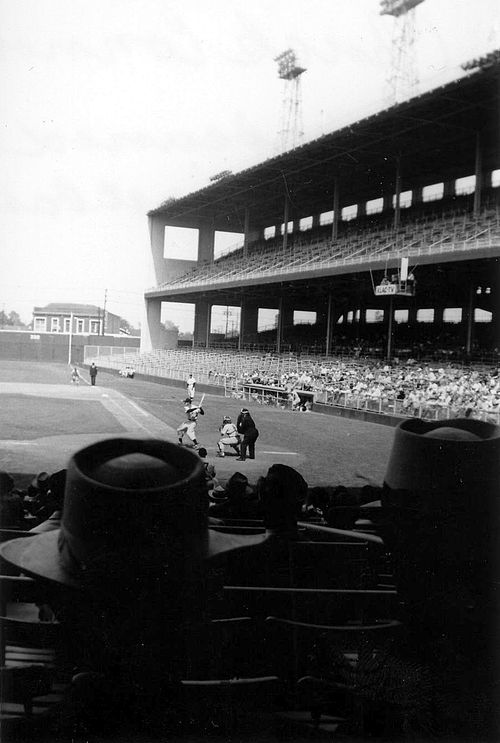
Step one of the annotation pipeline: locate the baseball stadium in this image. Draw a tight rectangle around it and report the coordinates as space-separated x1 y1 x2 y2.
1 45 499 743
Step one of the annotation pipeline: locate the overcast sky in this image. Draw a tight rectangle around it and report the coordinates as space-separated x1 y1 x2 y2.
1 0 498 331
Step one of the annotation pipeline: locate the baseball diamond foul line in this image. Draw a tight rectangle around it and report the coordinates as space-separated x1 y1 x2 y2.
103 396 158 437
260 450 299 455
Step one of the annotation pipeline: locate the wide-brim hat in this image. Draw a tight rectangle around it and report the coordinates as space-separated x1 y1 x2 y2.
0 438 270 590
384 417 500 493
31 471 50 490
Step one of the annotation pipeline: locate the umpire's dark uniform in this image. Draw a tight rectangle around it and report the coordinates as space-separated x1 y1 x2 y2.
236 409 259 461
89 363 98 386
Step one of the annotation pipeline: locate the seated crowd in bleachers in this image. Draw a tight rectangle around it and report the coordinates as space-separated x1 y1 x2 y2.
237 358 500 421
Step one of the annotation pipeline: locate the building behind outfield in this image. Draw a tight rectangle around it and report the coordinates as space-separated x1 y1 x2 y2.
143 54 499 361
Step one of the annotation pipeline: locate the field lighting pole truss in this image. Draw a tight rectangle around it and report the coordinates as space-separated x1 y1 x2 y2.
380 0 425 104
275 49 306 153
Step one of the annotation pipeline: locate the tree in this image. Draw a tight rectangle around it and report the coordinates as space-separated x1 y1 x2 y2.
0 310 28 328
163 319 179 333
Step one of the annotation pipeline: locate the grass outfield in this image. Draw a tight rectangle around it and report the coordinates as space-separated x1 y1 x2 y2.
0 360 396 487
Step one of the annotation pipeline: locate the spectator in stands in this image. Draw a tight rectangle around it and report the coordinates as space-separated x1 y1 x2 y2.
0 471 25 528
209 471 260 519
236 408 259 461
258 464 308 537
0 439 272 735
197 447 218 493
89 362 98 386
29 469 66 534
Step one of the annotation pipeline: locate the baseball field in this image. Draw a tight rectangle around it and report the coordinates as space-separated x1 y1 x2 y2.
0 360 395 488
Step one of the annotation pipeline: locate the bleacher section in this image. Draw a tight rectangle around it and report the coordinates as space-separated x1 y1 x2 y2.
151 203 500 293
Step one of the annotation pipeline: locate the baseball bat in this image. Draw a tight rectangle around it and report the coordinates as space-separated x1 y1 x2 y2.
198 393 205 408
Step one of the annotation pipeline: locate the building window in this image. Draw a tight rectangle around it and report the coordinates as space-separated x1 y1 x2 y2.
51 317 60 332
299 216 313 231
365 309 384 324
393 190 412 208
90 320 100 334
341 205 358 221
64 318 71 333
492 169 500 188
366 197 383 215
422 183 444 202
443 308 462 324
264 226 276 240
474 309 492 323
394 309 408 324
76 318 84 333
417 309 434 323
34 317 46 332
319 210 333 225
455 175 475 196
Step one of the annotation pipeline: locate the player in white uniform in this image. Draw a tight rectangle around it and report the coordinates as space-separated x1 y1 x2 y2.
216 416 241 457
186 374 196 400
177 398 204 449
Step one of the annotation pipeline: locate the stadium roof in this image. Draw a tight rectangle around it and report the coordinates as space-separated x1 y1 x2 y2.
33 303 109 316
148 62 500 233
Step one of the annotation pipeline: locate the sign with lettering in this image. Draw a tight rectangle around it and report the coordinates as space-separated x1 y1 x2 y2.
375 284 398 296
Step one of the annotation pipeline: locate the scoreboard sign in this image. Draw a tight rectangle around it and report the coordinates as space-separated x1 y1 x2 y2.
375 284 398 296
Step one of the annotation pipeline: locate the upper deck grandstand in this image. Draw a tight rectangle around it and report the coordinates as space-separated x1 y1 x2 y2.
143 54 499 360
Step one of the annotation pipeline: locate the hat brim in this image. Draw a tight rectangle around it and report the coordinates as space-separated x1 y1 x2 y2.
0 528 269 590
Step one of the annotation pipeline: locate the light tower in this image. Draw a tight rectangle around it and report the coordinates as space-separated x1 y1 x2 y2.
275 49 306 153
380 0 426 104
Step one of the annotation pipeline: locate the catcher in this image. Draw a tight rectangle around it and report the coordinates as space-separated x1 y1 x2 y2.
216 415 241 457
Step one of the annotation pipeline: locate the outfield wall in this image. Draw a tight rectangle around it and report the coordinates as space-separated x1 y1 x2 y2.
0 330 139 363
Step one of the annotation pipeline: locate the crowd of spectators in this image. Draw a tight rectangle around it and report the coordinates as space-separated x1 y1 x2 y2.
0 469 66 531
234 359 500 421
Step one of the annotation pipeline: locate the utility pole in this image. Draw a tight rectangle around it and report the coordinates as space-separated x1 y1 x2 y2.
102 289 107 335
68 312 74 365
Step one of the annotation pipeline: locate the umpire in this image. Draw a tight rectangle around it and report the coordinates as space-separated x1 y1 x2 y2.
89 362 98 386
236 408 259 461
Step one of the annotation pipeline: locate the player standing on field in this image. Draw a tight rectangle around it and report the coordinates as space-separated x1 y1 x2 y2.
186 374 196 400
177 397 204 449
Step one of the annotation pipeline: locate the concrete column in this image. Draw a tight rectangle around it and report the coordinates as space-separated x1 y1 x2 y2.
386 296 394 361
412 186 423 206
474 132 482 217
312 214 321 230
148 215 170 286
325 294 333 356
140 298 168 353
240 301 259 346
198 224 215 264
434 307 444 327
283 197 290 252
243 208 250 259
357 201 366 218
383 193 393 213
394 158 402 229
464 285 475 357
332 177 340 241
443 180 455 199
193 300 211 348
408 305 418 327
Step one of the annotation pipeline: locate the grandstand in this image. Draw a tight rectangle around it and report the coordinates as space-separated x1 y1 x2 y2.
142 54 499 362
